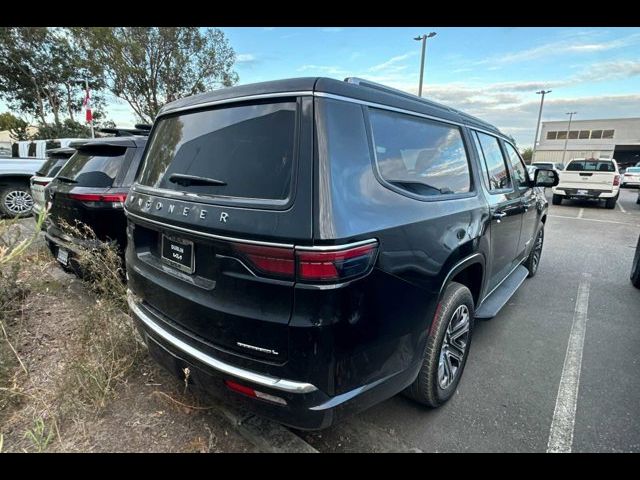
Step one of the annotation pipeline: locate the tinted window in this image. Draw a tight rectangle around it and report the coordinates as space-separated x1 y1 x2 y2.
137 101 297 201
602 129 615 139
579 130 590 139
566 160 615 172
36 155 71 177
591 130 603 139
546 131 557 140
369 108 471 196
475 131 511 191
569 130 579 139
504 143 530 188
57 148 127 187
556 131 567 140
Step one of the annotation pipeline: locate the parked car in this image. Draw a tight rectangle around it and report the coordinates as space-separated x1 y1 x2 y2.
631 234 640 288
30 147 79 228
124 77 558 430
0 157 45 217
621 166 640 188
44 136 148 274
552 158 620 209
532 161 563 172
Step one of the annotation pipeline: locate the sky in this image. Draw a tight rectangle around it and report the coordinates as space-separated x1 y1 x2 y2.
5 27 640 149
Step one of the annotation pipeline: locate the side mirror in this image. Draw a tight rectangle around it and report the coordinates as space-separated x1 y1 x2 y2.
534 168 559 187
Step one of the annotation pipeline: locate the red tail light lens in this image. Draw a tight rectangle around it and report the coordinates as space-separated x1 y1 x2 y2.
232 240 378 283
233 243 295 279
613 175 620 186
32 180 50 186
68 193 128 208
297 242 378 282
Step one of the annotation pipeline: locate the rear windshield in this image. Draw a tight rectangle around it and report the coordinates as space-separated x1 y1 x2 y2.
57 147 127 187
533 163 554 169
626 167 640 173
137 101 297 201
566 160 615 172
36 155 72 177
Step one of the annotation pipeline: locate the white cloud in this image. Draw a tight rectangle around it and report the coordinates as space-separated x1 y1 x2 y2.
236 54 257 63
369 52 417 73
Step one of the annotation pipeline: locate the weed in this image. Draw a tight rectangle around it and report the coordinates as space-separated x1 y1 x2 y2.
23 417 54 452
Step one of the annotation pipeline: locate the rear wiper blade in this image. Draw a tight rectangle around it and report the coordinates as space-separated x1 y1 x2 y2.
56 176 78 184
387 179 452 194
168 173 227 187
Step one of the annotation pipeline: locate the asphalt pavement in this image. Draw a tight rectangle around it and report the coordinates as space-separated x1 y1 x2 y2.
297 187 640 452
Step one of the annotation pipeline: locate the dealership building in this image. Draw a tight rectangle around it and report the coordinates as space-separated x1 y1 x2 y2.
533 117 640 169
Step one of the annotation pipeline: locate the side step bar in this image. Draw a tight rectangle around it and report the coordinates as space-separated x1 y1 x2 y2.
475 265 529 319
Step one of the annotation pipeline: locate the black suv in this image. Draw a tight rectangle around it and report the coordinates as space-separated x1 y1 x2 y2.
45 135 147 272
124 77 557 430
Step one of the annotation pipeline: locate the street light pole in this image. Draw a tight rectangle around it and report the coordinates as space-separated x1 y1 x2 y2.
562 111 577 165
414 32 437 97
533 90 551 157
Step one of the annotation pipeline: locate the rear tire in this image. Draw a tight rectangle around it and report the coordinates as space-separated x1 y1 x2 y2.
404 282 474 407
552 194 563 205
0 182 34 218
631 235 640 289
605 196 617 209
523 226 544 278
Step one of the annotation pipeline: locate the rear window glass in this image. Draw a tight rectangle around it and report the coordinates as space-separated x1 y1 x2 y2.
566 160 615 172
368 108 471 196
626 167 640 173
57 148 126 187
137 101 297 201
36 155 71 177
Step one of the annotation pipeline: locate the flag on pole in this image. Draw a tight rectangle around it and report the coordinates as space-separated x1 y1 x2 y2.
83 84 93 123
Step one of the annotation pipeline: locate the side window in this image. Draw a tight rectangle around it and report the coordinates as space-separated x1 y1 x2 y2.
503 142 530 189
474 131 512 192
369 108 471 197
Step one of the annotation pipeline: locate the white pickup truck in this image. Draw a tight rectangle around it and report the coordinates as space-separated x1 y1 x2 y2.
551 158 620 209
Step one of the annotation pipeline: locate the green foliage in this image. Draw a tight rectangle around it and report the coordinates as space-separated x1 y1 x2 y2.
33 119 91 140
71 27 239 123
0 112 29 141
0 27 108 127
23 417 54 452
521 147 533 164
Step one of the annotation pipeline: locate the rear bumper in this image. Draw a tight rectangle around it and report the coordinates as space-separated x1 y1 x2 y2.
127 291 412 430
552 187 618 199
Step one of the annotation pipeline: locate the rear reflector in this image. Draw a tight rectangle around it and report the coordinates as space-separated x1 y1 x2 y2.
224 380 287 406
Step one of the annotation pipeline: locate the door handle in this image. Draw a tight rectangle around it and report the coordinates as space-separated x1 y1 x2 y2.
492 211 507 223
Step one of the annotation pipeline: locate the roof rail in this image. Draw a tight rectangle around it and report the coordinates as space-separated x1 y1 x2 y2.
344 77 456 114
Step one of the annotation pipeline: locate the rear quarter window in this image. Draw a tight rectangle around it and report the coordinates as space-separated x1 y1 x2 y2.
368 108 471 197
137 100 297 202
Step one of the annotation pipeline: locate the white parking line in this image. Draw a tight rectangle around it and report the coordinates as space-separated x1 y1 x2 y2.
549 214 640 227
547 273 591 453
617 201 627 213
577 208 584 219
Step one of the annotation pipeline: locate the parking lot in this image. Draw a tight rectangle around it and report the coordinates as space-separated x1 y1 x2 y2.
296 188 640 452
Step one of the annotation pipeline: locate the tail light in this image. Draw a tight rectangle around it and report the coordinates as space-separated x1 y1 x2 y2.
32 180 50 186
68 193 127 208
232 240 378 284
613 175 620 186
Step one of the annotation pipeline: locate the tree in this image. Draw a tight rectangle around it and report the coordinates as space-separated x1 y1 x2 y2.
72 27 238 123
0 27 107 129
0 112 29 140
521 147 533 164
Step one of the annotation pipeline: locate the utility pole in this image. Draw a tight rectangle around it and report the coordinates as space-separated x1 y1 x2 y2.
562 111 577 165
533 90 551 158
414 32 437 97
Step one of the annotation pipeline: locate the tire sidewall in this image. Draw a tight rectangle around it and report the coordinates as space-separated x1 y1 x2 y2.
427 283 475 404
0 184 33 218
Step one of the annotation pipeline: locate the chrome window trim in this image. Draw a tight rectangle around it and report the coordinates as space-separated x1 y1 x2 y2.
295 238 378 251
127 292 318 394
157 91 314 118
